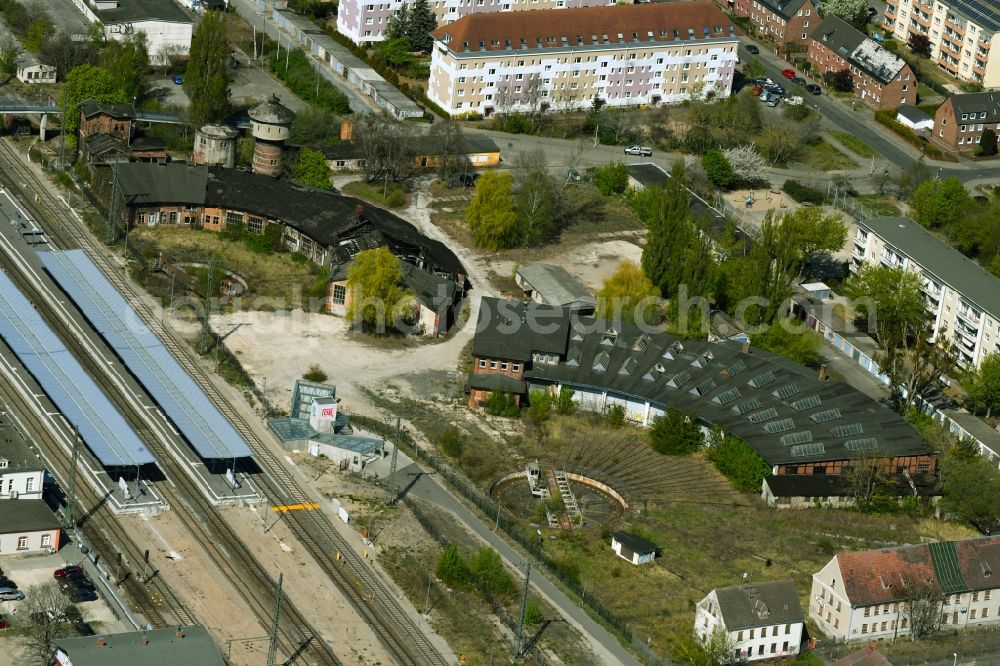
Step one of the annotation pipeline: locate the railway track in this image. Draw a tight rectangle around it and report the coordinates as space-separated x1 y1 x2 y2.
0 140 450 666
0 149 340 665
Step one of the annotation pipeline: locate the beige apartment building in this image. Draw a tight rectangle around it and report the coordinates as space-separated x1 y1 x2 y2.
427 2 740 116
851 216 1000 369
882 0 1000 86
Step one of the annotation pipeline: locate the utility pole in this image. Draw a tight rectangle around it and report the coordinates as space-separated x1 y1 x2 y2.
385 417 400 505
199 260 214 353
516 564 531 656
105 162 120 245
58 92 67 167
266 573 283 666
65 427 81 531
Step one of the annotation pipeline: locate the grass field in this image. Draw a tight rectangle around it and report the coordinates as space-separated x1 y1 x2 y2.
342 179 410 209
829 130 878 159
856 194 903 216
797 139 857 171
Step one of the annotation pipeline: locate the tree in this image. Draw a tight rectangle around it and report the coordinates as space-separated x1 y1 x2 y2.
555 386 576 415
435 544 468 585
355 114 418 184
345 247 415 333
706 433 770 492
469 547 514 595
293 147 333 189
898 158 932 200
405 0 437 52
16 582 68 666
963 354 1000 417
845 452 890 512
60 64 128 134
290 107 341 145
379 36 414 67
824 68 854 92
980 128 998 156
386 4 410 40
941 442 1000 532
752 321 823 366
23 18 51 53
596 261 661 324
466 171 520 251
911 178 971 229
821 0 867 27
184 11 232 125
745 59 766 80
702 149 734 189
430 120 470 187
591 162 630 196
884 323 955 414
650 408 704 455
672 627 737 666
40 31 96 80
844 264 929 345
908 33 932 57
98 32 149 102
0 39 20 80
755 124 800 164
723 145 766 185
512 150 563 244
900 576 943 640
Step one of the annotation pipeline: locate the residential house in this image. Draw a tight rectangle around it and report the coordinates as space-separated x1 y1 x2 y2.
933 91 1000 152
427 2 740 116
851 216 1000 369
0 500 60 555
78 100 134 145
467 295 937 487
52 625 225 666
695 580 804 661
610 532 657 565
326 258 463 336
729 0 818 47
515 264 595 314
0 427 45 500
808 15 915 110
810 535 1000 641
882 0 1000 87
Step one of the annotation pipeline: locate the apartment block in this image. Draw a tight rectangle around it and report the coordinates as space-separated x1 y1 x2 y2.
728 0 818 47
882 0 1000 86
933 90 1000 151
337 0 612 43
695 581 804 661
809 16 916 110
427 2 740 116
811 536 1000 642
851 216 1000 369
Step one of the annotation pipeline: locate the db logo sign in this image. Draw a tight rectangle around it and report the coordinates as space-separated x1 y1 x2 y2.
321 407 335 417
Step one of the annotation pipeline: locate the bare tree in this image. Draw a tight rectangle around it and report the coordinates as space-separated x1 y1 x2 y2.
845 451 889 511
17 582 70 666
355 115 418 184
877 324 956 414
428 119 469 187
899 575 942 640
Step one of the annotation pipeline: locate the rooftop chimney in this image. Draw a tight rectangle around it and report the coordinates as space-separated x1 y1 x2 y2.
140 637 150 646
505 292 512 301
96 639 106 648
339 119 353 142
741 339 750 354
818 364 828 382
175 628 185 639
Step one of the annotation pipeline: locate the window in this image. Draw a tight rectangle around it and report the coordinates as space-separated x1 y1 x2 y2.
861 623 868 634
770 644 777 654
41 533 50 547
25 478 33 492
986 591 992 600
737 631 744 641
478 359 487 369
784 624 790 634
984 608 990 618
864 607 871 617
225 211 244 226
332 284 347 306
971 609 978 619
17 536 27 550
749 629 755 639
500 362 509 371
511 363 521 372
783 642 789 652
169 211 178 224
490 361 498 369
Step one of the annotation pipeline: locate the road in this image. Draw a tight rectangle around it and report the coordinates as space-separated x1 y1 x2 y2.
34 0 93 37
228 0 376 114
404 461 643 666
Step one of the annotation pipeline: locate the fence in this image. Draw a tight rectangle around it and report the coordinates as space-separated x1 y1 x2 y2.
351 413 671 665
827 184 875 221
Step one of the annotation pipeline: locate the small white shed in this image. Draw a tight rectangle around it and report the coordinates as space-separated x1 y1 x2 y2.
16 56 56 85
610 531 658 565
307 434 385 473
800 282 832 301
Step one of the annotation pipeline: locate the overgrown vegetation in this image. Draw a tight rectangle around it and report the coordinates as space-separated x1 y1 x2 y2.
706 432 771 492
267 47 351 114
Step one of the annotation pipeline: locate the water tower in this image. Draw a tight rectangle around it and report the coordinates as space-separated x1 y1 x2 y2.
193 124 239 168
248 94 294 177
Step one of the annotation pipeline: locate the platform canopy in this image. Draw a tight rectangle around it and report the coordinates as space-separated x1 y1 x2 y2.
40 250 253 460
0 271 155 467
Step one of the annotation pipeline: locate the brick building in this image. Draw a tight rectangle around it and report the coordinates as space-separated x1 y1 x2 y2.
729 0 818 47
78 99 134 143
933 90 1000 151
808 15 915 110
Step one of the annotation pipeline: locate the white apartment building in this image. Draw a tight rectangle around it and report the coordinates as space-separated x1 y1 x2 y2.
695 580 804 661
337 0 612 44
427 2 739 116
851 216 1000 369
883 0 1000 86
811 536 1000 642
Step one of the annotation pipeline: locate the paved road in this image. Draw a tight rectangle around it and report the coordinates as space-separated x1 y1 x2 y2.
228 0 376 114
34 0 93 37
404 461 643 666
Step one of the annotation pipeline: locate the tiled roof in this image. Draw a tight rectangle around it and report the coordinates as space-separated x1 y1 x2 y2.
945 91 1000 125
830 645 894 666
753 0 809 19
432 2 738 54
955 538 1000 591
713 580 803 632
813 15 906 84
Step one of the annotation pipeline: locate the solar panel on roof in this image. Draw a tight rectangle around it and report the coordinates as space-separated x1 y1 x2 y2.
0 271 155 467
831 422 864 437
790 394 821 411
40 250 253 460
780 431 813 446
774 382 801 400
845 437 879 451
747 407 779 423
748 370 775 388
723 359 746 377
712 387 741 405
791 442 826 457
763 417 795 433
810 408 842 423
735 397 762 415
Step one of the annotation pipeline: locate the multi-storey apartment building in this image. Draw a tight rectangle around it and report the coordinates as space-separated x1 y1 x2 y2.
811 536 1000 642
809 16 916 110
337 0 613 43
427 2 740 116
729 0 818 47
933 90 1000 150
696 581 804 661
851 216 1000 369
883 0 1000 86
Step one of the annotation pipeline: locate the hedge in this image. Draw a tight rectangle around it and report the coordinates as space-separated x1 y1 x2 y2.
782 179 825 204
873 109 957 161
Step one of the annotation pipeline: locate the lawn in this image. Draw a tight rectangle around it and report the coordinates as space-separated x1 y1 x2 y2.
856 194 902 216
342 179 410 209
796 138 857 171
829 130 877 159
917 83 939 101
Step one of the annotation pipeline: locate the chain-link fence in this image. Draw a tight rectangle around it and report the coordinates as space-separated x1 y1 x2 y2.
827 184 875 221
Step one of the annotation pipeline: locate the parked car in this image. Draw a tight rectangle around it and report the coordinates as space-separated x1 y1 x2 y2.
785 96 804 106
766 96 781 107
65 589 97 603
0 577 16 590
0 588 24 601
806 84 822 95
759 90 771 101
74 620 94 636
0 615 9 629
63 605 83 623
781 69 796 79
745 44 760 54
766 84 786 95
54 566 83 580
791 76 807 85
171 74 183 85
751 84 763 96
624 145 652 156
61 579 95 594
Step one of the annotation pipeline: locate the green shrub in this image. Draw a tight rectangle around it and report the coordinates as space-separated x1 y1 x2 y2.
707 435 770 492
591 162 630 195
385 189 407 208
524 601 544 626
527 389 552 423
607 403 626 428
469 547 514 595
873 110 950 160
437 425 464 459
782 179 825 204
267 48 351 114
302 364 328 382
484 391 520 417
435 544 468 585
649 408 704 455
554 387 576 415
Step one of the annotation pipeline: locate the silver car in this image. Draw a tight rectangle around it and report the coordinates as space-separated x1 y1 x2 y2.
0 587 24 601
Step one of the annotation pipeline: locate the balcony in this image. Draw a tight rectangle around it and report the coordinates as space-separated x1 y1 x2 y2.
956 306 982 327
